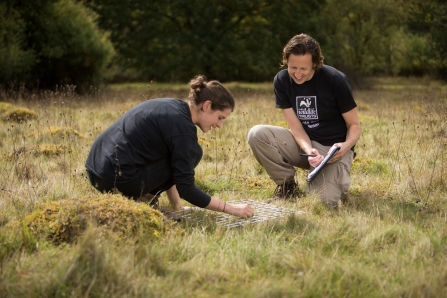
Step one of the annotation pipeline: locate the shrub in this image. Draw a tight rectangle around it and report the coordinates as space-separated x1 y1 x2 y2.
0 2 35 83
1 0 115 90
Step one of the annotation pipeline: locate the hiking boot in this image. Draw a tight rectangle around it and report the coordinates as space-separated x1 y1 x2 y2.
274 180 298 199
267 180 299 202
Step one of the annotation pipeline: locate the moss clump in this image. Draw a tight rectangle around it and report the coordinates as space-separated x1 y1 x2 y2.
274 120 289 128
242 176 273 189
0 102 14 113
357 102 371 111
35 144 72 156
21 194 165 244
27 126 85 140
198 136 211 146
352 156 388 175
45 126 85 138
358 115 377 123
7 144 72 160
0 102 36 121
3 107 36 121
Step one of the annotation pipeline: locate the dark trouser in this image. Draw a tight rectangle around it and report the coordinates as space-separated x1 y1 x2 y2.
86 159 175 199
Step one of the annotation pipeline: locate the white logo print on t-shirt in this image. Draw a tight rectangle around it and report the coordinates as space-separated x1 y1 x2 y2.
296 96 318 120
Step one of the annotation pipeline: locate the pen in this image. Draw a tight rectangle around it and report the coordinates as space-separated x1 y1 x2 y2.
300 153 317 157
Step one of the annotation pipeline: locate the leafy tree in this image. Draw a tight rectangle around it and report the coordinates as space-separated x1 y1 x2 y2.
321 0 414 76
321 0 447 78
86 0 324 82
3 0 444 86
1 0 115 90
0 2 35 84
407 0 447 76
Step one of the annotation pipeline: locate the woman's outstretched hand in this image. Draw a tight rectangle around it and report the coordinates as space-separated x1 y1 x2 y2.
226 203 254 219
207 198 254 219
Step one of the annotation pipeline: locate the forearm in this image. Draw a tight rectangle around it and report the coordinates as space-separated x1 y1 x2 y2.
205 197 227 213
291 128 313 153
205 197 253 218
166 185 183 210
344 123 362 149
339 107 362 152
282 108 313 154
326 122 362 164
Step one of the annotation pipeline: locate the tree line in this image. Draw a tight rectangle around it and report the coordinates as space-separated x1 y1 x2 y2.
1 0 446 90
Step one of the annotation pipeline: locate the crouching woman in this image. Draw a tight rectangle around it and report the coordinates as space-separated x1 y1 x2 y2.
85 75 254 219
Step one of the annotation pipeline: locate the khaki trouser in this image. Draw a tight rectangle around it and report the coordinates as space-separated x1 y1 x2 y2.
247 124 354 206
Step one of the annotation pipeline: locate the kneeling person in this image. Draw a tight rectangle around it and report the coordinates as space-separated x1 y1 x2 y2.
248 34 361 207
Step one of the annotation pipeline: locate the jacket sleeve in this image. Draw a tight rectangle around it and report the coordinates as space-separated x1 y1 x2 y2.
168 134 211 208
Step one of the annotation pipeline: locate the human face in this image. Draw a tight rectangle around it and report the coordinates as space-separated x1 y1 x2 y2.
197 100 232 133
287 53 316 84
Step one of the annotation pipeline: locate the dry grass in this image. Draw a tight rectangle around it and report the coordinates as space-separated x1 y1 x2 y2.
0 78 446 297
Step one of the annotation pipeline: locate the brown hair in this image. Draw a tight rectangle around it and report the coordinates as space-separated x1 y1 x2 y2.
186 75 235 111
281 34 324 70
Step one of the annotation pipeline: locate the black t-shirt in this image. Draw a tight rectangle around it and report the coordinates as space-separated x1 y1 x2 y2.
274 65 357 146
85 98 211 207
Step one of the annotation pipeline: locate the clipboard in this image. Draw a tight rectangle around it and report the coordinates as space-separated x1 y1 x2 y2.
306 145 340 183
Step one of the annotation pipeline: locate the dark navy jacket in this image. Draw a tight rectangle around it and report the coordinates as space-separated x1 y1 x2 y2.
85 98 211 207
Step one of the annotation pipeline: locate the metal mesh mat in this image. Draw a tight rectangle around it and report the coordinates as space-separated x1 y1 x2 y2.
172 199 305 229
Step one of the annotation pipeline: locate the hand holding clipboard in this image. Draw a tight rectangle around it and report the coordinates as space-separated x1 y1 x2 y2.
306 145 340 183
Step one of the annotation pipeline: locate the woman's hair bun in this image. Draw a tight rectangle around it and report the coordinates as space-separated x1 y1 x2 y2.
189 74 207 93
186 74 235 111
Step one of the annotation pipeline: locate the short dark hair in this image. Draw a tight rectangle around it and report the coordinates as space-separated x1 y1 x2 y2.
187 75 235 111
281 34 324 70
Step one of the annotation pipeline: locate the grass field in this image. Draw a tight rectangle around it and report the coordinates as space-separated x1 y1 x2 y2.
0 77 446 297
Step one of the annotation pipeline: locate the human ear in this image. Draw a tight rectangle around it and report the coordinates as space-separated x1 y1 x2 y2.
203 100 212 111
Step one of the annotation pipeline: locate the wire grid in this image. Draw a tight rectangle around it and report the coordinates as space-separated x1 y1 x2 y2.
172 199 305 229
